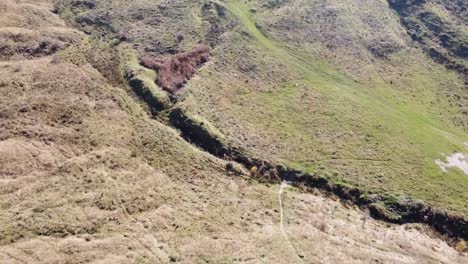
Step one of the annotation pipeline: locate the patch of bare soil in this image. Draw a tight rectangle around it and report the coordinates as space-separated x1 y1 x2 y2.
140 46 209 94
436 152 468 175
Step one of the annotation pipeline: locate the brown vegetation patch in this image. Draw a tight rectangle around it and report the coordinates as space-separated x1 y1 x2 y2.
140 46 209 94
0 27 83 60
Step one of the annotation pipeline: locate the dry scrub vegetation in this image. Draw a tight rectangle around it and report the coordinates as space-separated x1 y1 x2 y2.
0 0 467 263
140 46 210 95
0 27 82 59
0 0 83 60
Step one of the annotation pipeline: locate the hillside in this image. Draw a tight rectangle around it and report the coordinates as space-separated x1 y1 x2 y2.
0 0 467 263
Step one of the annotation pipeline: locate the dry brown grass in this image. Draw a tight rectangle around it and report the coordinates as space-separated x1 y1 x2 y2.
0 1 467 263
0 9 83 59
0 0 65 29
0 52 466 264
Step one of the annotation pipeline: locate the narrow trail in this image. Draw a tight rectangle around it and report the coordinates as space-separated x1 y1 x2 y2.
278 181 306 263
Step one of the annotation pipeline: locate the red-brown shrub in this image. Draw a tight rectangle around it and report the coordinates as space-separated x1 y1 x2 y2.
140 46 209 94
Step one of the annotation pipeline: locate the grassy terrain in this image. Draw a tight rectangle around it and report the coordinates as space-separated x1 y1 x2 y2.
1 0 467 262
53 0 467 219
179 0 468 215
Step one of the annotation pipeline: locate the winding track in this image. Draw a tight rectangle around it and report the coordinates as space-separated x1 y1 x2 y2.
278 181 306 263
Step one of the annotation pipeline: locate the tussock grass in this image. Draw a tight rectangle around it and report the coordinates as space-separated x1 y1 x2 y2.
1 1 467 262
180 0 468 216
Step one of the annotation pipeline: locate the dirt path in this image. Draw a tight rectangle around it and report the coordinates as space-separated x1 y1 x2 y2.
278 181 306 263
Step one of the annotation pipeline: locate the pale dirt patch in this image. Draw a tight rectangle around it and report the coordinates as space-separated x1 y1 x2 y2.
436 153 468 175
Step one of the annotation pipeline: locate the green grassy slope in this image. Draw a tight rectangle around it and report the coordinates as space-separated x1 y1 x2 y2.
182 0 468 215
55 0 467 215
2 1 468 262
